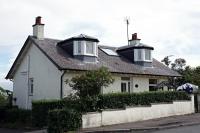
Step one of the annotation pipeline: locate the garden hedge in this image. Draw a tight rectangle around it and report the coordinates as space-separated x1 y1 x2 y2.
32 98 80 127
32 100 65 127
47 108 82 133
32 91 191 127
0 106 31 127
98 91 191 109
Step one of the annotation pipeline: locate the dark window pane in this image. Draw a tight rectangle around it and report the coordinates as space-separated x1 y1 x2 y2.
121 83 126 92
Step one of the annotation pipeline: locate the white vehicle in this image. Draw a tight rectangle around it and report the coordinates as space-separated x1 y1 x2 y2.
177 83 199 93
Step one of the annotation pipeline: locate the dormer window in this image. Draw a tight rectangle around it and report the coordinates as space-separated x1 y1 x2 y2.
58 34 99 62
86 41 94 54
145 49 151 61
77 41 82 53
138 49 142 60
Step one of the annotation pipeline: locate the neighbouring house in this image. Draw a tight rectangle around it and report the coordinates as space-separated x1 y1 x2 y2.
6 16 180 109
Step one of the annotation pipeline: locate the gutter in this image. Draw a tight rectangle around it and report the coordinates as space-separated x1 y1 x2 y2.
60 70 66 99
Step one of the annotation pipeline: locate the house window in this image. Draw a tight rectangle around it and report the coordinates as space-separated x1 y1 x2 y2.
86 41 94 54
138 49 142 60
145 49 151 60
149 79 157 91
77 41 81 53
29 78 34 96
121 77 131 93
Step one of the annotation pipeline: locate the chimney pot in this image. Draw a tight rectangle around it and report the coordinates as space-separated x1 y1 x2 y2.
129 33 141 45
132 33 140 40
35 16 42 25
32 16 44 39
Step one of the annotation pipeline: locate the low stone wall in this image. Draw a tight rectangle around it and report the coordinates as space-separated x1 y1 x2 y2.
82 95 194 128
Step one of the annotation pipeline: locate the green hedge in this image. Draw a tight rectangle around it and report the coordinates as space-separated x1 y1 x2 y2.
47 108 82 133
32 100 65 127
32 91 190 127
32 99 81 127
0 107 31 127
98 91 191 109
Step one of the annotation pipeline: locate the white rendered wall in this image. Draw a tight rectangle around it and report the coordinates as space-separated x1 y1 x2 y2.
63 73 169 96
13 55 29 109
82 95 195 128
13 42 62 109
28 44 62 101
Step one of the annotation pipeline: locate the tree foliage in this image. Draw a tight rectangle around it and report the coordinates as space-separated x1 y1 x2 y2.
67 67 114 98
161 56 172 67
0 86 7 106
171 58 186 72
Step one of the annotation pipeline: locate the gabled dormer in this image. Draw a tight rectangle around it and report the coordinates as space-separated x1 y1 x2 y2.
117 33 154 67
57 34 99 62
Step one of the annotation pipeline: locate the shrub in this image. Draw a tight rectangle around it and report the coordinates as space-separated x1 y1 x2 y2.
32 100 65 127
0 106 31 128
47 108 82 133
98 91 190 109
32 99 81 127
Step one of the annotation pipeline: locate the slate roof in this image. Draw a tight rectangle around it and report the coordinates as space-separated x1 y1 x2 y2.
6 36 181 79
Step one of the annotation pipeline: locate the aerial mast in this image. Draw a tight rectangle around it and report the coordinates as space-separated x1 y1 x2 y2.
125 17 130 45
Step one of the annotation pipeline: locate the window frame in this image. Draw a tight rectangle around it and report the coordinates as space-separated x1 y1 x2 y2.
137 49 142 60
77 41 82 54
29 78 34 96
144 49 151 61
86 41 94 55
121 77 131 93
149 79 158 91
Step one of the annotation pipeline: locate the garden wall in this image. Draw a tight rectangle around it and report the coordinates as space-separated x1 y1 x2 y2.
82 95 195 128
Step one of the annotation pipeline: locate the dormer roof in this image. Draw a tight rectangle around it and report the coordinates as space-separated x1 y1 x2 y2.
58 34 99 45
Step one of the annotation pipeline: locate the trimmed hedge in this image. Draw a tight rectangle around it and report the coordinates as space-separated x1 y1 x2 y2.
0 106 31 127
32 99 80 127
32 100 65 127
47 108 82 133
98 91 191 109
32 91 190 127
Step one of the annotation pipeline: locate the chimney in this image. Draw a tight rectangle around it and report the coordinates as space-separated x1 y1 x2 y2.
32 16 44 39
129 33 141 46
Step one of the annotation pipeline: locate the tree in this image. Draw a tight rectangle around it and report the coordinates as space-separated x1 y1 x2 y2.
161 55 173 67
0 86 7 106
171 58 186 72
67 67 114 98
191 66 200 88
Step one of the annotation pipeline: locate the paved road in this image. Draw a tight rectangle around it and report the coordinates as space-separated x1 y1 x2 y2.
143 125 200 133
0 128 24 133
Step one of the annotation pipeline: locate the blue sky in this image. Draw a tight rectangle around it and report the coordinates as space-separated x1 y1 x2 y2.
0 0 200 90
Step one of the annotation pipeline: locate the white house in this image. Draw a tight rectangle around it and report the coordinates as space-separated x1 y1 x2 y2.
6 16 180 109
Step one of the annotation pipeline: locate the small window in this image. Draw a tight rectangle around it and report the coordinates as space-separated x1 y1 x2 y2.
145 49 151 60
86 41 94 54
138 49 142 60
149 79 157 91
29 78 34 96
121 83 127 92
77 41 81 53
149 79 157 85
121 77 131 93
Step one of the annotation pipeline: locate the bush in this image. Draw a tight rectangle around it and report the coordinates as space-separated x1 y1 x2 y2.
32 100 65 127
98 91 191 109
0 106 31 128
47 108 82 133
32 99 81 127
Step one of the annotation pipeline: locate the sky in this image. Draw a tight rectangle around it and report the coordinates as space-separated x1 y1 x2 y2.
0 0 200 90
